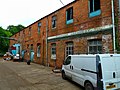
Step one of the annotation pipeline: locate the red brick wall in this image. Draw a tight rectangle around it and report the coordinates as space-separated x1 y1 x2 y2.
48 33 113 68
22 19 47 65
9 0 119 68
48 0 112 37
47 0 113 68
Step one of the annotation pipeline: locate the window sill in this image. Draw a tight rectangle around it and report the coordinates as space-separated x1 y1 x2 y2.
51 55 56 60
89 10 101 18
52 27 56 30
66 19 73 24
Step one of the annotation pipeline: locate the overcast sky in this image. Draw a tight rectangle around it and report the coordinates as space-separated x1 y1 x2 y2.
0 0 74 29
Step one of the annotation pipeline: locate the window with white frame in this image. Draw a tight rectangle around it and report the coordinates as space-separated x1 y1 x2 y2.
65 42 74 57
88 40 102 54
66 7 73 24
51 43 56 59
52 16 57 28
38 22 41 34
89 0 101 18
37 44 41 57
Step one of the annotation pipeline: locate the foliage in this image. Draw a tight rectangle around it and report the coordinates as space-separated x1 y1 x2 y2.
7 24 25 35
0 25 25 54
0 27 11 54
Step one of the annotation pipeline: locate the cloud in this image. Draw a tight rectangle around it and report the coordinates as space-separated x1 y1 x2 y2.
0 0 74 29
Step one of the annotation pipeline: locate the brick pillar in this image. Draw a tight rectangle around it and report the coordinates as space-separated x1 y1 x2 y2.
102 34 113 53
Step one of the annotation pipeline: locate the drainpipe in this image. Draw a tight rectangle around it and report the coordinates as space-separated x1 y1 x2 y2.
119 0 120 14
111 0 116 53
46 17 49 66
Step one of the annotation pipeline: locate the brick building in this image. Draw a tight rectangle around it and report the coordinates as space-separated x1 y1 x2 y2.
10 0 120 68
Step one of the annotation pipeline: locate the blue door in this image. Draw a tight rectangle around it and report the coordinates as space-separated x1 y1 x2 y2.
30 50 34 62
21 50 25 59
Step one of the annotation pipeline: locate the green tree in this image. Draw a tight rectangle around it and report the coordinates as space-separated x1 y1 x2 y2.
0 25 24 55
7 24 25 35
0 27 12 54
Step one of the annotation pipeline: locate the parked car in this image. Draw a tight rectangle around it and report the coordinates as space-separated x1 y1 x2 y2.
3 52 13 60
61 54 120 90
13 54 20 61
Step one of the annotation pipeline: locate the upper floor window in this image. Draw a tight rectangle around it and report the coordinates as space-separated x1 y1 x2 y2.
23 30 25 37
29 27 32 36
52 16 57 29
38 22 41 34
89 0 101 18
51 43 56 59
88 40 102 54
23 30 25 34
27 44 29 49
66 7 73 24
31 44 33 50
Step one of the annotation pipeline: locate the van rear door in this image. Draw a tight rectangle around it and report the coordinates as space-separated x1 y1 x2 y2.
101 55 120 90
114 55 120 88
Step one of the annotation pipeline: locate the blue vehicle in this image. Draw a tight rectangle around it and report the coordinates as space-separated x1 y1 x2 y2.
11 44 20 56
11 44 21 61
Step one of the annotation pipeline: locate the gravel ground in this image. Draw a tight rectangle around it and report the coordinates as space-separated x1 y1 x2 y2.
0 58 84 90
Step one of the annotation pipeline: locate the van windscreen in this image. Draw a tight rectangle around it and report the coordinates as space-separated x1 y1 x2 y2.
64 56 71 65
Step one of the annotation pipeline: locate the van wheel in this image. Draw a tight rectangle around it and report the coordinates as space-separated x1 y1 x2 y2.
62 71 66 80
85 82 94 90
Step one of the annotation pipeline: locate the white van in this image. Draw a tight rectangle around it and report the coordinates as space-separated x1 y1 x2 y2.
61 54 120 90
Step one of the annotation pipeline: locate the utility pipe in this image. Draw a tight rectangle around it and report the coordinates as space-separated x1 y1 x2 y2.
119 0 120 14
46 17 49 66
111 0 116 53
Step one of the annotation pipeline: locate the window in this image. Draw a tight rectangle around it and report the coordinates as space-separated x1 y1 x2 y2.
31 44 33 50
27 44 29 49
64 56 71 65
52 16 57 28
29 27 32 36
37 44 41 57
23 30 25 34
38 22 41 34
51 43 56 59
88 40 102 54
89 0 101 18
23 30 25 36
65 42 74 57
66 7 73 24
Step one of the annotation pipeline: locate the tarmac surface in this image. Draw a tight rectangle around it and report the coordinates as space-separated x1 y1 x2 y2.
0 58 83 90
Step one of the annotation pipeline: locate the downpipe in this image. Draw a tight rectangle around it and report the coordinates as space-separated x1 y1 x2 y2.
111 0 116 53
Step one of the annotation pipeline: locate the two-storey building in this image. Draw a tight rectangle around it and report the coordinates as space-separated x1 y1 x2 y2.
10 0 120 68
